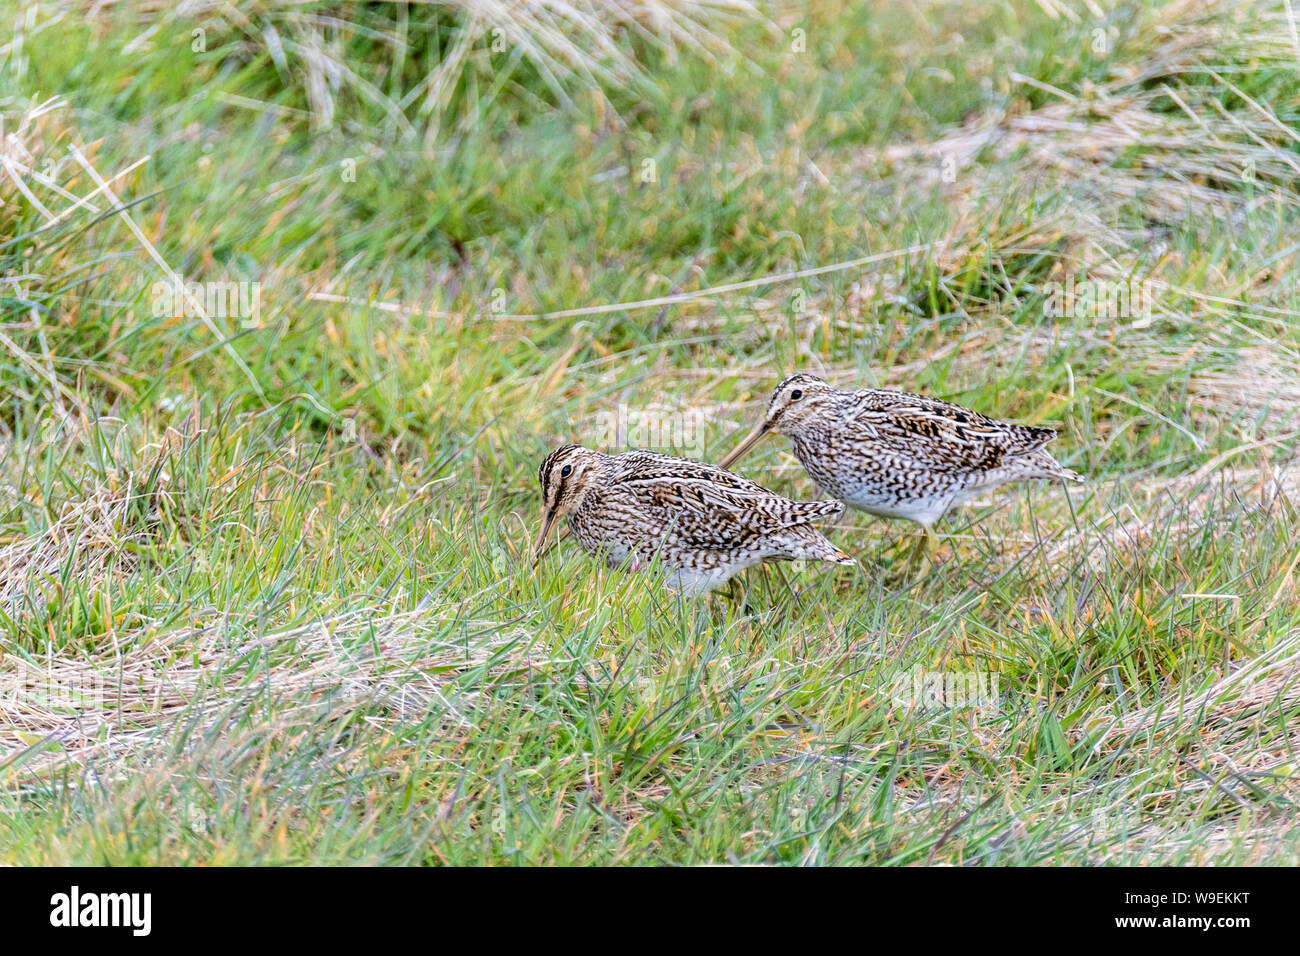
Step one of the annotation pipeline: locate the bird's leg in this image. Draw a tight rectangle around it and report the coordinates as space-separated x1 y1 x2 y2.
924 524 940 561
770 562 804 611
712 582 730 609
907 525 940 574
734 574 760 615
717 577 744 608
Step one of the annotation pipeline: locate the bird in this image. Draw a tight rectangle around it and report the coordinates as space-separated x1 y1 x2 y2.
717 374 1081 562
529 443 854 595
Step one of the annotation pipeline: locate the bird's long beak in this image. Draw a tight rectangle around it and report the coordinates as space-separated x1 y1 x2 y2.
530 509 559 568
717 419 771 470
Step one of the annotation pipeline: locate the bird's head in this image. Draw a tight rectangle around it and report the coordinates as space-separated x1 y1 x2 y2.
530 444 605 566
717 374 840 469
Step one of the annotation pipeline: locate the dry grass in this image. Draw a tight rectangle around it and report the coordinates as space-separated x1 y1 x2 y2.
54 0 767 136
3 0 1299 864
0 605 554 779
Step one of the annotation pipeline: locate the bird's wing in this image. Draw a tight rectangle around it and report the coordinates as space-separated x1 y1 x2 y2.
844 389 1057 472
613 452 841 548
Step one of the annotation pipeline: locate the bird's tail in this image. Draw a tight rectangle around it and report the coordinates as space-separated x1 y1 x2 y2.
1024 448 1083 482
786 528 855 566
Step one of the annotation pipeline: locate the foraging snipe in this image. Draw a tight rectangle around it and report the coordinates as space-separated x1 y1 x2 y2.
530 444 854 595
719 374 1081 552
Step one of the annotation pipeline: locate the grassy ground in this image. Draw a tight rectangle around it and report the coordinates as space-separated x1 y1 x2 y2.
1 0 1299 864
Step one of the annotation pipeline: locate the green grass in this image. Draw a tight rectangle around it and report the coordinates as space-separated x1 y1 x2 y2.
1 0 1299 864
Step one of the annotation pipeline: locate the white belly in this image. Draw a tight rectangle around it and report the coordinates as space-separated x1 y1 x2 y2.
570 519 758 595
840 490 953 527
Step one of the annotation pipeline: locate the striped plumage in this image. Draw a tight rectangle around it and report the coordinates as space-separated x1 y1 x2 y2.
719 374 1081 530
530 444 853 595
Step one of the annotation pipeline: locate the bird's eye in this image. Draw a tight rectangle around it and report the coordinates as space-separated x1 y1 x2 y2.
790 389 803 401
561 465 573 478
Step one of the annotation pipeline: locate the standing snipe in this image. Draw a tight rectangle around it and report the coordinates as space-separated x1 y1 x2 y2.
718 374 1081 556
530 444 854 595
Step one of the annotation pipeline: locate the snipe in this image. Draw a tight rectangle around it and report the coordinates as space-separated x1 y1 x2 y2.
530 444 853 595
718 374 1081 559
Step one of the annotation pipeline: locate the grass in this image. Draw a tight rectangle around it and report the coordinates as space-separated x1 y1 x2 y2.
1 0 1299 864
